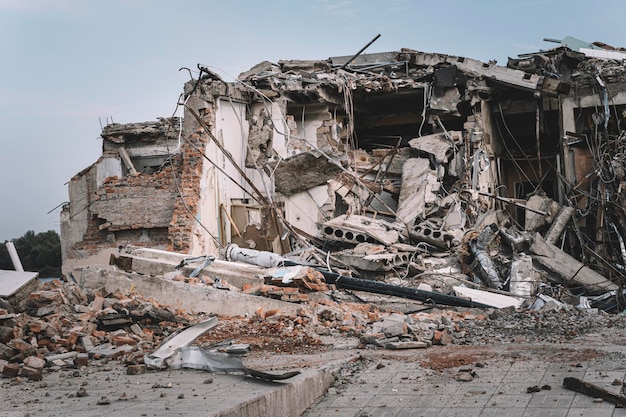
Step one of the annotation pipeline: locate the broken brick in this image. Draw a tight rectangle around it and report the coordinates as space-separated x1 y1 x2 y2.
2 362 19 378
21 365 43 381
126 364 146 375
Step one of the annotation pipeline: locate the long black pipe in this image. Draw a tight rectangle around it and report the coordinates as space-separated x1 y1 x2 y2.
316 269 493 309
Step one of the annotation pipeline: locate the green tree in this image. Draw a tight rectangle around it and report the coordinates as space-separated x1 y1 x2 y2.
0 230 62 277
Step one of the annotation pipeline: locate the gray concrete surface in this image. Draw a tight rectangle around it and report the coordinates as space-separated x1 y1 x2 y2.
3 337 626 416
0 355 338 417
302 340 626 417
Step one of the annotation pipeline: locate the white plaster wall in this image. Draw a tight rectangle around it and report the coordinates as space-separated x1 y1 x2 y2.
267 101 290 157
279 105 332 238
96 158 122 187
283 185 331 237
292 104 329 153
194 98 267 253
60 171 92 265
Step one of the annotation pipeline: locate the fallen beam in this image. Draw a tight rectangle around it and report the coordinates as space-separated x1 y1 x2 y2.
530 233 619 295
563 377 626 407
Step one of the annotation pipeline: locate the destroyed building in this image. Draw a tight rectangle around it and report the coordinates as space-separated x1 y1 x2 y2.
60 36 626 310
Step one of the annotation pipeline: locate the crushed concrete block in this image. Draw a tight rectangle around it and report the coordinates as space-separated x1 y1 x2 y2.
75 353 89 368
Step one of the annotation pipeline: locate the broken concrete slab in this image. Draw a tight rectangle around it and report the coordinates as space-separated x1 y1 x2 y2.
530 234 619 295
272 152 342 195
0 270 40 312
453 286 523 309
78 266 306 317
114 246 267 290
321 214 400 246
408 131 461 164
396 158 439 227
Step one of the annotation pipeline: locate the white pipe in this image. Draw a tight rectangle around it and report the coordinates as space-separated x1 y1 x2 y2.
224 244 285 268
6 241 24 272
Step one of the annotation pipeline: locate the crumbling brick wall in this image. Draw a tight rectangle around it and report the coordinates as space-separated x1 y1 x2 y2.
68 158 180 258
167 133 206 252
63 116 208 261
168 98 214 252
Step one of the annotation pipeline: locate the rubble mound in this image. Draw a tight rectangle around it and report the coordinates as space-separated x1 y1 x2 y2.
460 307 626 344
196 316 324 355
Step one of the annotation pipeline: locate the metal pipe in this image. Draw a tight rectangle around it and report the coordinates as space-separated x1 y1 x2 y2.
340 34 381 70
477 191 547 215
322 271 493 309
6 241 24 272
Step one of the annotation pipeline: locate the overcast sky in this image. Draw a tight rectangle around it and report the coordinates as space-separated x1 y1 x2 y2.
1 0 624 242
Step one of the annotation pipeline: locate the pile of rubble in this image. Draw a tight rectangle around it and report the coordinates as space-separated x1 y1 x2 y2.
0 280 190 381
3 248 626 383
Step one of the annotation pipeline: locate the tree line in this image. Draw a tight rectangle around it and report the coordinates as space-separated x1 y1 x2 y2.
0 230 62 278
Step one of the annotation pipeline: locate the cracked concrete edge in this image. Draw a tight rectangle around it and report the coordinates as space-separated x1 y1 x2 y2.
212 359 349 417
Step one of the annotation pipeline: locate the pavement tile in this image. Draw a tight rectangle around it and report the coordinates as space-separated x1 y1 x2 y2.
509 363 545 371
522 409 569 417
403 394 453 408
446 393 493 408
502 371 547 384
473 372 506 384
566 408 615 417
542 370 586 383
571 393 617 408
478 407 526 417
368 394 413 407
308 408 364 417
484 393 531 408
582 370 626 383
360 405 403 417
455 384 499 397
492 383 535 395
385 384 423 395
437 409 482 417
395 408 441 417
526 393 575 408
329 394 374 407
613 409 626 417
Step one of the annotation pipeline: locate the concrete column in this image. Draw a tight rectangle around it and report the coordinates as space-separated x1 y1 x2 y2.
6 242 24 272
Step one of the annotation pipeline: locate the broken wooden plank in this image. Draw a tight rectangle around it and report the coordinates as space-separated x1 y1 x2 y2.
563 377 626 406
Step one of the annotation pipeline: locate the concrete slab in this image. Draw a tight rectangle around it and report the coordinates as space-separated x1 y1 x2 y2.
78 266 307 317
0 270 38 297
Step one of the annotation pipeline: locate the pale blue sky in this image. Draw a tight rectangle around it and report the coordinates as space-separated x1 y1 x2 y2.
1 0 624 241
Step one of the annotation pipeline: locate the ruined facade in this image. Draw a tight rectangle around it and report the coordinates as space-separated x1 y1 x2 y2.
61 38 626 302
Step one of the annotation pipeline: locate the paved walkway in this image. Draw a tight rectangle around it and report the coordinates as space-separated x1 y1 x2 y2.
303 343 626 417
3 341 626 416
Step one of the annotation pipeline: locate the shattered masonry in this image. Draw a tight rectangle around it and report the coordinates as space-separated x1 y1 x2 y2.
61 36 626 309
